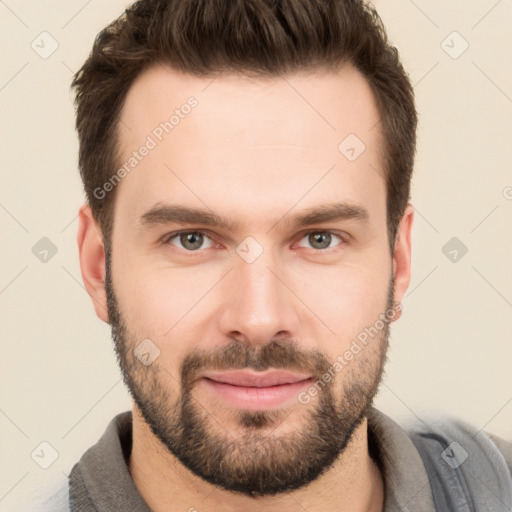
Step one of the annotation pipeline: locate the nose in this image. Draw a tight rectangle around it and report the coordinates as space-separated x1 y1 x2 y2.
217 246 301 347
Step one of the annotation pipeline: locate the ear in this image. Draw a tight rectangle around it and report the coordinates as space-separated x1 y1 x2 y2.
77 204 109 324
390 204 414 322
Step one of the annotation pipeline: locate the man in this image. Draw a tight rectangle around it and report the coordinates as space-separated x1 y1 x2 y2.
15 0 512 510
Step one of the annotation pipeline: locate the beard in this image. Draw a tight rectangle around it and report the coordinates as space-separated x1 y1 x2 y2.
105 247 394 498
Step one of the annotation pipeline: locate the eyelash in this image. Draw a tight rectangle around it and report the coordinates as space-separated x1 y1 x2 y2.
160 229 347 253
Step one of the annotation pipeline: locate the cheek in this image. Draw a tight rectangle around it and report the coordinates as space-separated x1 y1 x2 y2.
293 262 391 342
114 262 213 340
111 269 201 379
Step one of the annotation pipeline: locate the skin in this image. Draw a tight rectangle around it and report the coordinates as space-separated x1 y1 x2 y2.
77 63 413 512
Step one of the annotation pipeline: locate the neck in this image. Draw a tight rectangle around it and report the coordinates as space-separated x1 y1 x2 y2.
128 405 384 512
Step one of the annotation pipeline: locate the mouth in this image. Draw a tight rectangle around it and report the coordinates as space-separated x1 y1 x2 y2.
199 370 313 410
201 369 313 387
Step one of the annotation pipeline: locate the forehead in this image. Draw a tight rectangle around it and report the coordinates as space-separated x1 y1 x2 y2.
114 64 385 229
119 64 381 143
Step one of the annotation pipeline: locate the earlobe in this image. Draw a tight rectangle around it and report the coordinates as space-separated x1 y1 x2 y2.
77 204 109 324
391 204 414 321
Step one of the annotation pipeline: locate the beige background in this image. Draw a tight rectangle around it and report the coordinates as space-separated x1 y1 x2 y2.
1 0 511 507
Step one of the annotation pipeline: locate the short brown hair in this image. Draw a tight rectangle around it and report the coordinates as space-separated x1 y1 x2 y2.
72 0 417 249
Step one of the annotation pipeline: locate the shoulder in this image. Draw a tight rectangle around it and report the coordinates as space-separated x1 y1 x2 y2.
404 410 512 475
1 476 70 512
404 410 512 488
402 409 512 509
486 429 512 476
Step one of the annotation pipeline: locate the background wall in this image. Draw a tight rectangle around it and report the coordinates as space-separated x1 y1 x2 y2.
1 0 511 507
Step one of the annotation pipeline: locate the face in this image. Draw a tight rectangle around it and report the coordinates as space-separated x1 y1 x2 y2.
103 64 402 497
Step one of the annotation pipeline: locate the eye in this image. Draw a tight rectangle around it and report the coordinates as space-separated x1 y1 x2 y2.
296 231 344 251
161 229 346 253
163 230 215 251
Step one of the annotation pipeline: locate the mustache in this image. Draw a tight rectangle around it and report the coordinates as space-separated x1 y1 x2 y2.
179 338 333 391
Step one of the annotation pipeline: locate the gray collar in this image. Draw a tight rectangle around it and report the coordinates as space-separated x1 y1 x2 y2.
69 411 151 511
367 407 435 511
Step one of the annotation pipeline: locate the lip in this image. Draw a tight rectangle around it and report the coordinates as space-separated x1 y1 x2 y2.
200 370 313 410
201 370 312 387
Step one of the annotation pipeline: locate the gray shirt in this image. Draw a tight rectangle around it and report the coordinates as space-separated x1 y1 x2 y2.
8 407 512 511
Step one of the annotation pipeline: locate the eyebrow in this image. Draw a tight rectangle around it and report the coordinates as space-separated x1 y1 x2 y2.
138 202 369 232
